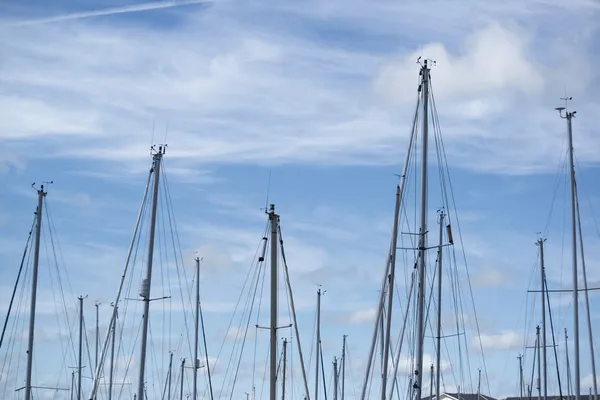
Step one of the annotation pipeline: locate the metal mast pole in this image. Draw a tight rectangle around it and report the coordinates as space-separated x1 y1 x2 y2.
25 184 46 400
429 365 434 400
518 354 524 400
342 335 347 400
193 257 201 400
414 58 431 400
180 359 185 400
315 288 322 400
167 352 174 400
536 326 541 400
477 369 481 400
333 357 338 400
282 339 288 400
575 193 598 400
95 302 99 384
108 306 117 400
137 146 164 400
435 211 445 400
382 184 402 400
537 238 547 400
556 100 579 400
269 204 279 400
78 295 85 400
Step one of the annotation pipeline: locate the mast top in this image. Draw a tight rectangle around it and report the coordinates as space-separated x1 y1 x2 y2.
151 144 167 156
31 181 53 194
556 96 576 119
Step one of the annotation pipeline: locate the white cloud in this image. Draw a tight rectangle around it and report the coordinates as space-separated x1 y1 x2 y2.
475 330 521 351
1 3 598 176
339 307 377 324
471 265 512 287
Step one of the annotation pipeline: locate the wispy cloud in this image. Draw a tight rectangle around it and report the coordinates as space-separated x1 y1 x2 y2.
2 0 213 27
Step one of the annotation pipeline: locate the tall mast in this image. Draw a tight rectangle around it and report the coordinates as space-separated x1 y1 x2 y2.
180 359 186 400
108 305 117 400
282 339 288 400
269 204 279 400
381 183 401 400
78 295 85 400
575 192 598 400
537 238 547 400
435 211 445 400
24 183 47 400
315 288 322 400
565 329 572 398
429 365 434 400
556 99 579 400
137 145 165 400
333 357 338 400
518 354 524 400
341 335 346 400
477 369 481 400
167 351 174 400
193 257 201 400
95 302 100 388
414 58 431 400
536 325 541 400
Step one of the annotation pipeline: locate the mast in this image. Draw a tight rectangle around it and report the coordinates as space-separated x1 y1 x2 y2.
315 288 322 400
167 352 174 400
108 305 117 400
565 329 572 398
477 369 481 400
435 211 445 400
333 357 338 400
429 365 434 400
95 302 100 388
414 58 431 400
341 335 347 400
537 238 547 400
536 326 541 400
575 192 598 400
78 295 85 400
269 204 279 400
180 359 185 400
381 183 402 400
137 145 165 400
518 354 524 400
282 339 288 400
556 99 579 400
193 257 201 400
24 183 46 400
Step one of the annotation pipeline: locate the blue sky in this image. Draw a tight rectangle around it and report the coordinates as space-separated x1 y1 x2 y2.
1 0 600 399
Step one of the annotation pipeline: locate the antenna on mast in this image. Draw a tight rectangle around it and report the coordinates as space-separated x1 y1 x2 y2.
262 170 272 214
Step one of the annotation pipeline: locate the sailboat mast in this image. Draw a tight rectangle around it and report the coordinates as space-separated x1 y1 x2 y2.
536 326 541 400
137 146 165 400
556 100 579 400
24 184 46 400
167 352 174 400
180 359 186 400
95 302 99 386
315 288 322 400
537 238 547 400
78 295 85 400
341 335 346 400
333 357 338 400
108 306 117 400
193 257 201 400
574 192 599 400
282 339 288 400
269 204 279 400
435 211 445 400
382 183 401 400
518 354 524 400
414 58 431 400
